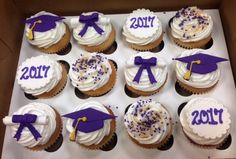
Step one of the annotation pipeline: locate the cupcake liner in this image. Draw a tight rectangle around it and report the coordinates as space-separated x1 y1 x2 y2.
99 133 118 151
125 74 168 96
127 33 164 51
29 107 63 151
38 23 71 54
176 78 217 94
80 25 116 53
81 61 116 97
55 42 72 55
78 107 117 150
36 63 68 98
44 134 63 152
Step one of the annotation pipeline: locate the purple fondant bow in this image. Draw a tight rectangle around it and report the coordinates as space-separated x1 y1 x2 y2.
12 114 42 141
133 56 157 84
79 13 104 37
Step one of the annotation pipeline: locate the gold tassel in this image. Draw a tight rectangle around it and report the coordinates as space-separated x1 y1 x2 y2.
184 60 201 80
70 117 87 141
28 20 42 40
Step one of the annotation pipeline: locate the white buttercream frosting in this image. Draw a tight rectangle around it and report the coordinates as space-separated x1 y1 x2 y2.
124 52 168 92
123 9 163 45
124 99 172 145
3 103 57 148
25 11 66 49
69 53 112 91
66 101 112 146
17 55 63 96
175 49 220 88
180 98 231 145
72 12 112 46
170 6 213 42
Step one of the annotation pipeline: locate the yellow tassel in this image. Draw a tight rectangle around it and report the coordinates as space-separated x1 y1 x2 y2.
184 60 201 80
70 117 87 141
28 20 42 40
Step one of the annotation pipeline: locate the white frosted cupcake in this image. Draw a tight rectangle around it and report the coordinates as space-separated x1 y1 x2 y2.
69 53 116 96
123 9 163 51
3 102 62 151
179 97 231 148
25 11 71 54
124 99 173 148
124 52 168 96
63 101 117 150
72 12 116 53
16 55 67 98
170 6 213 49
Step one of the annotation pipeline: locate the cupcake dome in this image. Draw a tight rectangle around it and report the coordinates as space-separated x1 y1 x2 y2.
179 97 231 147
16 55 67 98
123 9 163 51
3 102 62 151
124 99 172 148
124 52 168 96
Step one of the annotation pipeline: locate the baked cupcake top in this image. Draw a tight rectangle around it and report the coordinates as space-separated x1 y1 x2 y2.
64 101 115 146
3 102 57 148
180 97 231 145
173 49 227 88
124 52 167 92
124 99 172 145
170 6 213 42
25 11 66 49
69 53 112 91
72 12 112 46
16 55 63 96
123 9 162 45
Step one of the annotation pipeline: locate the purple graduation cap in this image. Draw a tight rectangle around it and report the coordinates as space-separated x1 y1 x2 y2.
63 108 116 133
25 14 65 40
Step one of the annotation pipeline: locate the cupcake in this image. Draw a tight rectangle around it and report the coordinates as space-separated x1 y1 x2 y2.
25 11 71 54
69 53 116 97
179 97 231 148
170 6 213 49
124 99 173 149
16 55 67 98
124 52 168 96
2 102 63 152
63 101 117 150
123 9 163 51
72 12 116 53
173 49 227 94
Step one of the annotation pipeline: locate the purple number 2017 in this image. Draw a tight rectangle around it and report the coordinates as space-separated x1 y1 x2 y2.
20 65 50 80
130 16 155 29
191 108 223 125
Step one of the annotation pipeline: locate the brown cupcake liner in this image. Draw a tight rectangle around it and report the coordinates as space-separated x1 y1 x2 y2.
127 33 164 51
29 107 63 151
37 23 71 54
125 74 168 96
176 78 217 94
172 34 212 49
78 107 117 150
36 63 68 98
81 60 116 97
80 25 116 53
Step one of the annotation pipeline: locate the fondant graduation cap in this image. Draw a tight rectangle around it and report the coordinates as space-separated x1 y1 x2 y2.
25 15 64 40
173 53 227 80
63 108 116 133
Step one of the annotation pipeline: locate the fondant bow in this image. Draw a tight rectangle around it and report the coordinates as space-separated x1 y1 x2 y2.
79 13 104 37
133 56 157 84
12 114 42 141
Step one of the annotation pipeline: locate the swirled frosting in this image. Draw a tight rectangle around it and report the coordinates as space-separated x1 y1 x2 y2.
72 12 112 46
180 98 230 145
175 49 220 88
25 11 66 49
69 53 112 91
3 103 57 148
170 6 213 42
123 9 163 45
17 55 63 96
124 99 172 145
66 101 112 146
124 52 167 91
